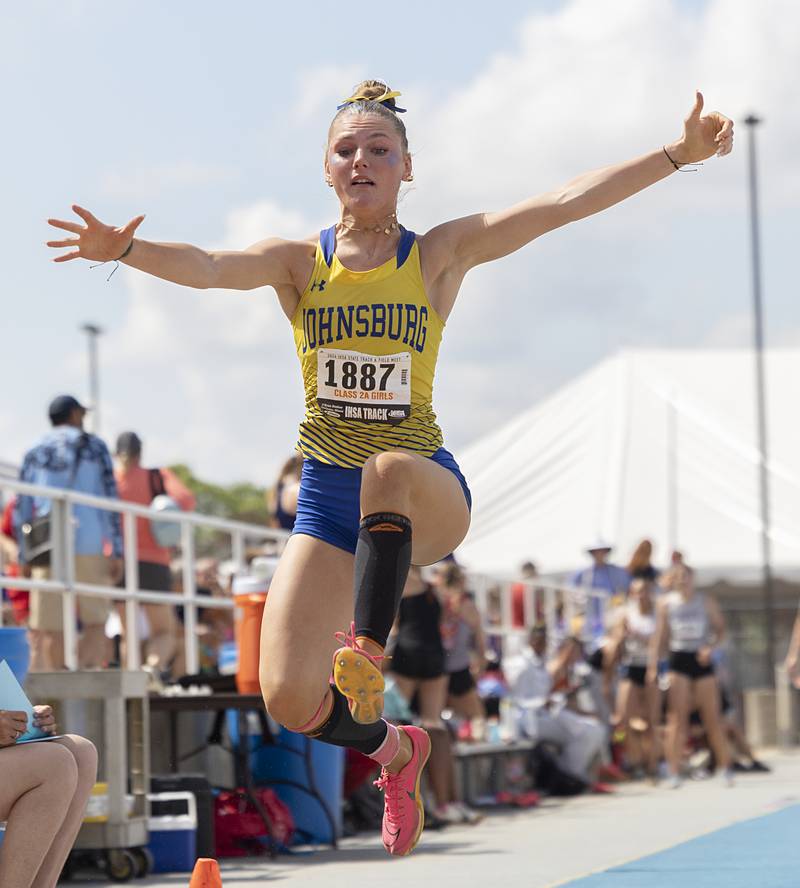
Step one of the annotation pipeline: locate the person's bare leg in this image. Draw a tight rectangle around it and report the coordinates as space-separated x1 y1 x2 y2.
78 624 109 669
30 736 97 888
615 679 636 765
726 718 756 761
43 631 65 671
448 688 485 720
625 683 645 768
0 743 77 888
417 676 451 808
143 603 177 672
665 673 691 779
613 677 633 728
645 681 663 775
27 629 45 672
694 676 731 772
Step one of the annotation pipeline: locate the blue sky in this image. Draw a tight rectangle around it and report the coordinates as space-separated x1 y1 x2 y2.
3 0 798 484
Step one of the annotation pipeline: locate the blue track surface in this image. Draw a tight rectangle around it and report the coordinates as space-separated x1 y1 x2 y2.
564 804 800 888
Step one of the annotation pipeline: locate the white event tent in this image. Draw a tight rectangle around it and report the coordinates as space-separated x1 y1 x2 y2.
455 349 800 583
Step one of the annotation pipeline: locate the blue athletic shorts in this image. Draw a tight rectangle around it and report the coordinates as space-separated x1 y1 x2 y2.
292 447 472 555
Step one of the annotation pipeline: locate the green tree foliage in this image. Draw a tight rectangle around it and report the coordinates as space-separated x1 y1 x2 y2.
168 464 271 556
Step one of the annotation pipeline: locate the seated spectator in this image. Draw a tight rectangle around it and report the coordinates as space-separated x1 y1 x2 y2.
113 431 196 676
504 625 605 786
0 705 97 887
15 395 122 670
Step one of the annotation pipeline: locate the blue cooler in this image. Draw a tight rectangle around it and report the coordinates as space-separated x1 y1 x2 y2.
147 792 197 873
0 628 31 685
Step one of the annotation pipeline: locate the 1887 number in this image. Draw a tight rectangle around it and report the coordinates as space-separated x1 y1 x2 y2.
324 360 395 392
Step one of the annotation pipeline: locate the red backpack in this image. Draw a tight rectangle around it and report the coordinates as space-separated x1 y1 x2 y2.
214 788 295 856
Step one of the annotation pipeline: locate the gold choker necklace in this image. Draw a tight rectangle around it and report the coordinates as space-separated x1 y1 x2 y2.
337 213 399 236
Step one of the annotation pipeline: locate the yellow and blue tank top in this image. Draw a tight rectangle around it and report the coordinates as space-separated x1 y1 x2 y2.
291 226 445 468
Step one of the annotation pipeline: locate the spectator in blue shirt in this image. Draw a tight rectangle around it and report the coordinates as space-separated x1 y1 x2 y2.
14 395 122 670
568 541 631 761
570 541 631 645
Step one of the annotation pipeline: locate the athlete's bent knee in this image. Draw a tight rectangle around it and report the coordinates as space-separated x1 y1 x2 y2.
362 451 413 495
260 672 326 731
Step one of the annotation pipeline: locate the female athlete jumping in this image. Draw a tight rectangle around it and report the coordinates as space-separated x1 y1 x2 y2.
47 79 732 856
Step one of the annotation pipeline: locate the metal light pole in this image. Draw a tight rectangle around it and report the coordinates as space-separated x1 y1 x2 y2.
744 114 775 686
80 323 103 434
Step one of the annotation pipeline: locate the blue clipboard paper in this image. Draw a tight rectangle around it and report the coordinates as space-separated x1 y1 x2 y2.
0 659 51 742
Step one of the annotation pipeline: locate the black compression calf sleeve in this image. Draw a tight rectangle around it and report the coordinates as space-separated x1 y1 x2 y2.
305 685 389 755
353 512 412 648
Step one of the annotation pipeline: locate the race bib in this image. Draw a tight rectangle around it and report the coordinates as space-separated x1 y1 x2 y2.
317 348 411 425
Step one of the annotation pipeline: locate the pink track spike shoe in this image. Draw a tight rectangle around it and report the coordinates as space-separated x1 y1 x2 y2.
333 622 386 724
374 725 431 857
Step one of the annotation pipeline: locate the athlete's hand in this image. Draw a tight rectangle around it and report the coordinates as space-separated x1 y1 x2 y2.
665 91 733 165
47 205 145 263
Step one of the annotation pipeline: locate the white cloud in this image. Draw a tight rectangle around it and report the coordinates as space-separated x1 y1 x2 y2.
220 200 319 249
100 162 236 200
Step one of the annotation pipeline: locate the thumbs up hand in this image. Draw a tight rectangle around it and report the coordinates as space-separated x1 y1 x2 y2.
665 91 734 166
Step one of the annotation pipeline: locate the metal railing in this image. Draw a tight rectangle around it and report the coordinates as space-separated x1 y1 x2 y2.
0 477 288 673
468 571 608 648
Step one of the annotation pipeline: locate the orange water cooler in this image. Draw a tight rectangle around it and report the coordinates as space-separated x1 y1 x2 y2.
232 575 269 694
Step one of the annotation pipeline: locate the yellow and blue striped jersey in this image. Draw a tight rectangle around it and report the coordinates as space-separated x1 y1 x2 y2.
291 226 445 468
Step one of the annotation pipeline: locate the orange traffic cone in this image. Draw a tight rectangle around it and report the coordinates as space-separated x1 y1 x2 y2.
189 858 222 888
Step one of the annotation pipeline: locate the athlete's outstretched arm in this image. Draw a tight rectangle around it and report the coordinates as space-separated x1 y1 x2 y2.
438 91 732 272
46 205 297 290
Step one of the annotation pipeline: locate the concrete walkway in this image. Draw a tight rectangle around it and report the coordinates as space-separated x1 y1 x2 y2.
72 751 800 887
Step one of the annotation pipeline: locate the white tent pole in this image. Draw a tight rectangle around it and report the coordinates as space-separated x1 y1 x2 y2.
601 352 633 547
667 394 678 554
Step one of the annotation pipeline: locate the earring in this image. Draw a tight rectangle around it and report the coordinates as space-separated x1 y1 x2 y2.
326 180 333 187
405 174 414 183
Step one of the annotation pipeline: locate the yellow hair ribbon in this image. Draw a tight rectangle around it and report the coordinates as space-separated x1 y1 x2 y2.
337 89 406 112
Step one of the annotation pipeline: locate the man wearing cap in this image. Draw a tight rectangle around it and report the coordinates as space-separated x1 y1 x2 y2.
566 542 631 771
14 395 122 669
113 431 195 674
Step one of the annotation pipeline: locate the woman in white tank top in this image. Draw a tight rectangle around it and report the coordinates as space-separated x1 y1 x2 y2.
650 563 732 787
611 577 661 777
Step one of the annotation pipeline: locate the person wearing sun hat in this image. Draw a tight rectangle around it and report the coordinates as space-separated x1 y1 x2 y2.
569 539 631 767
